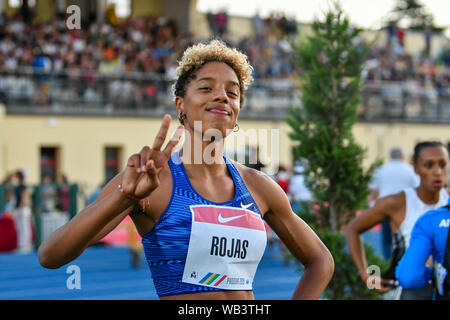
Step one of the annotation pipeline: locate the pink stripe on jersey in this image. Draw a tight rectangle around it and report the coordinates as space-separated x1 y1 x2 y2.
191 205 265 231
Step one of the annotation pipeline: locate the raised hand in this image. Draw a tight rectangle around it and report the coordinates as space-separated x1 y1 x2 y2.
121 114 184 199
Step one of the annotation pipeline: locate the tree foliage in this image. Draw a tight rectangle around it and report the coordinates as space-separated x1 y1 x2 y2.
286 3 388 300
287 2 381 233
389 0 441 31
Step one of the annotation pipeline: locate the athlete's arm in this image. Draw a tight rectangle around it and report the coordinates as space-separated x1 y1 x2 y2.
395 214 433 289
345 193 403 292
251 171 334 300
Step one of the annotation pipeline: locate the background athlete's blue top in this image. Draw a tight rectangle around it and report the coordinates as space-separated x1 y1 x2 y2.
141 152 264 298
395 198 450 290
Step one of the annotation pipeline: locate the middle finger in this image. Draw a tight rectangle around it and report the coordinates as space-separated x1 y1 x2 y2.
139 146 152 172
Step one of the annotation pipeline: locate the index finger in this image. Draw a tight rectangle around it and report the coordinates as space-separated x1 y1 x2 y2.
163 125 184 158
152 114 171 151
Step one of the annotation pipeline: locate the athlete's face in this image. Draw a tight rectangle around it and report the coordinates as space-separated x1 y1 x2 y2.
414 146 449 193
175 62 241 137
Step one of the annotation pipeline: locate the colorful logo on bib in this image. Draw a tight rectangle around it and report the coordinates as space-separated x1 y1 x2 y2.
199 272 227 287
190 205 265 231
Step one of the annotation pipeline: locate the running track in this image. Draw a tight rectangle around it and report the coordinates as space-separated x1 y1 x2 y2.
0 232 382 300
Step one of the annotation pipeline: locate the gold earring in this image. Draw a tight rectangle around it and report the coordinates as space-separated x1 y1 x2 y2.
177 112 186 124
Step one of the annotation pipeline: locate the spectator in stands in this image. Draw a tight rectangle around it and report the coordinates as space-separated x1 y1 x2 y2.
20 0 34 24
32 46 52 106
215 10 228 38
0 7 448 113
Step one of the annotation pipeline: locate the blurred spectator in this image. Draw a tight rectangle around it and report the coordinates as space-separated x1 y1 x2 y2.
275 164 291 194
215 10 228 38
41 173 57 213
288 161 312 213
0 173 18 252
207 11 218 37
3 172 17 214
13 169 33 253
20 0 34 24
58 174 70 213
32 46 52 106
252 11 264 38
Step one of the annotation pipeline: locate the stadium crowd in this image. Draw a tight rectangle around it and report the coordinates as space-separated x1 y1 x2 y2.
0 7 449 111
1 9 449 82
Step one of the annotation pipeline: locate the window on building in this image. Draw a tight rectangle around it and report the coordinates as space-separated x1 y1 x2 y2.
106 0 131 18
105 147 121 183
40 147 58 182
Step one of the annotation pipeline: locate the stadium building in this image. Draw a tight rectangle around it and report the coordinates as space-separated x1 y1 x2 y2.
0 0 449 196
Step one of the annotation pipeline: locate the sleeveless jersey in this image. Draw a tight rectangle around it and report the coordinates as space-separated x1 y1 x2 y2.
141 152 267 297
397 188 449 249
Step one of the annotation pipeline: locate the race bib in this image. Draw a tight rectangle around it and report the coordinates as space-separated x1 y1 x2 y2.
182 205 267 290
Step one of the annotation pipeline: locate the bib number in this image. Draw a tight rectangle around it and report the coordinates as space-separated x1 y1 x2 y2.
182 205 267 290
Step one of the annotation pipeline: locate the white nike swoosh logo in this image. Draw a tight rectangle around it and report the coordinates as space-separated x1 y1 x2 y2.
218 213 246 224
240 202 253 210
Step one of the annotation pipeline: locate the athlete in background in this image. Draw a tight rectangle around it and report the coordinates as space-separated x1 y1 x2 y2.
346 141 449 300
396 198 450 300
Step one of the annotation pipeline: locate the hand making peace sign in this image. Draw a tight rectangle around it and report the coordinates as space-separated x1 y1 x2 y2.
121 114 184 200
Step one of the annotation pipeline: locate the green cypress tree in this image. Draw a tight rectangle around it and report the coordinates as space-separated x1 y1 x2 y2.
287 2 380 233
286 2 388 299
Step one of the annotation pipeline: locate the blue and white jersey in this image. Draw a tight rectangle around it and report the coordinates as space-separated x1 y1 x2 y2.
141 152 267 298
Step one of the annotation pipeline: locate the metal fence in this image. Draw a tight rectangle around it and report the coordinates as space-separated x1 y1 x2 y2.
0 183 79 248
361 81 450 122
1 67 449 122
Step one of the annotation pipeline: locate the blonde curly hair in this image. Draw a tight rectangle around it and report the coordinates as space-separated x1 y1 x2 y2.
172 39 254 106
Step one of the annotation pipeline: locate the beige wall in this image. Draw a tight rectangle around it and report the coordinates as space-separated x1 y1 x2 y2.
188 0 211 39
2 111 449 194
131 0 162 18
2 114 170 190
34 0 55 24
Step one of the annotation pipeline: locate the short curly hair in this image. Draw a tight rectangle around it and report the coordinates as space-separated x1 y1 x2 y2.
172 39 254 106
